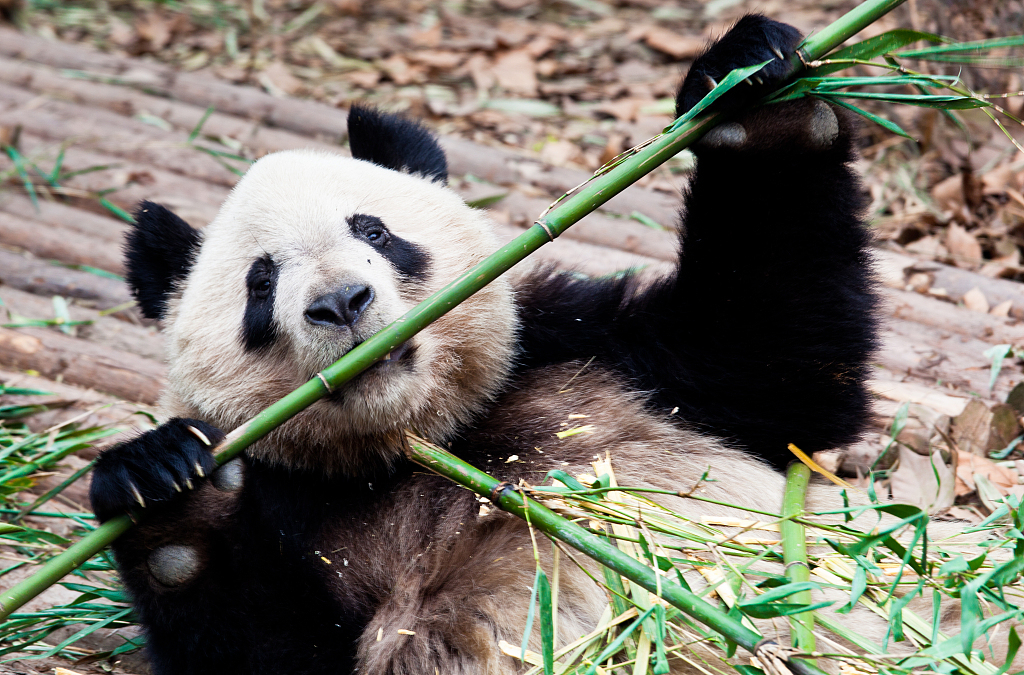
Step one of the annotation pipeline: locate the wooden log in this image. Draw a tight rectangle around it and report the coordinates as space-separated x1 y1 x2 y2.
0 79 243 188
883 286 1024 346
0 325 165 403
0 55 337 158
1 192 126 245
0 249 132 310
878 318 1019 400
0 285 164 361
0 366 155 437
0 29 679 226
0 209 124 273
875 248 1024 321
11 129 228 226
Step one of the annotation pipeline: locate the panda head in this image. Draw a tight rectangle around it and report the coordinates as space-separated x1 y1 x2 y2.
126 107 518 475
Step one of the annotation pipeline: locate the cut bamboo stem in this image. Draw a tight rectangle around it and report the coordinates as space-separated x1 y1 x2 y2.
781 462 816 655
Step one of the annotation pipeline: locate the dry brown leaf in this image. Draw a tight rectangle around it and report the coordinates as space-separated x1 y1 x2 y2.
890 446 955 513
905 235 949 259
931 174 962 211
408 50 464 70
595 97 654 122
954 450 1018 496
643 26 705 59
345 69 381 88
465 53 495 93
540 139 580 166
946 223 983 266
962 286 990 313
991 299 1013 318
135 12 173 52
491 49 537 95
260 62 303 96
378 55 424 86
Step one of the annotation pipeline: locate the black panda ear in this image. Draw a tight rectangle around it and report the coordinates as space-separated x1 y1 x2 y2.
124 201 202 320
347 104 448 184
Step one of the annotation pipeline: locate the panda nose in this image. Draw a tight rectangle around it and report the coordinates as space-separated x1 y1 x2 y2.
305 285 375 328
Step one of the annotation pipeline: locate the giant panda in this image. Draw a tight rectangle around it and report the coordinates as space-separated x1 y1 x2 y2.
89 15 883 675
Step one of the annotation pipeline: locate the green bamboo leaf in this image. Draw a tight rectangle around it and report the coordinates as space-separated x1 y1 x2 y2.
824 91 989 109
583 606 655 675
538 570 554 675
465 193 508 209
994 625 1021 675
36 607 132 658
741 601 834 620
668 60 772 132
652 605 669 675
521 567 541 665
819 95 914 139
51 296 73 336
897 35 1024 66
984 344 1014 392
816 29 945 74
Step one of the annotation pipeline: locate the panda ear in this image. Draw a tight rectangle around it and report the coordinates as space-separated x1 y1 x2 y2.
347 104 448 184
124 201 203 320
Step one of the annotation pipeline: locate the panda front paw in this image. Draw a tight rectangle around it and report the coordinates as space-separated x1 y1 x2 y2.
675 14 802 118
90 418 223 522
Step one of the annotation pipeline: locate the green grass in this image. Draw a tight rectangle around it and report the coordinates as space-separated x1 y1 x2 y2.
0 385 138 665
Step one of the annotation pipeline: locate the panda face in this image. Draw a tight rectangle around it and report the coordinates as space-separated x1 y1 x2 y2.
157 150 518 474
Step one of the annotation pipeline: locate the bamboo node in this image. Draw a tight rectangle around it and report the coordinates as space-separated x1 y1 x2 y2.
533 219 557 242
316 372 334 393
490 481 517 504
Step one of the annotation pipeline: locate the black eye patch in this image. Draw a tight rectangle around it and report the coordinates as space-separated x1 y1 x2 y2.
348 213 430 281
242 255 279 352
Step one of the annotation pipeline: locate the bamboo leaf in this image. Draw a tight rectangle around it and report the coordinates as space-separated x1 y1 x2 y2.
668 60 772 132
816 29 945 73
819 95 914 139
538 570 554 675
522 567 541 664
823 91 989 109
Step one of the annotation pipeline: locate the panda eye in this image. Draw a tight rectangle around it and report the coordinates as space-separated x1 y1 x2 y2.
349 214 391 247
251 278 272 299
363 227 389 246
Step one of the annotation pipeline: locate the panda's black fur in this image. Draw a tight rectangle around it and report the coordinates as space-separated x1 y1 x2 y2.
90 15 879 675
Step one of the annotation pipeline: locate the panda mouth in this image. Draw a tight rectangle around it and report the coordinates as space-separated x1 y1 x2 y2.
324 340 415 400
379 340 413 365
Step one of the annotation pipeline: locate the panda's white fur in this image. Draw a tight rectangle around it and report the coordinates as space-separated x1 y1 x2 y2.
162 150 517 475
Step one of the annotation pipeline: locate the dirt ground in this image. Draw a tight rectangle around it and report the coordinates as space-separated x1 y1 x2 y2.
1 0 1024 671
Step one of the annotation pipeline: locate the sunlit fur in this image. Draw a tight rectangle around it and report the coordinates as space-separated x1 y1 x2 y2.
159 150 517 475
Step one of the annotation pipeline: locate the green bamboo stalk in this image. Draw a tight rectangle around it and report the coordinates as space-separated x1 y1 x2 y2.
405 438 825 675
781 462 815 655
0 0 908 622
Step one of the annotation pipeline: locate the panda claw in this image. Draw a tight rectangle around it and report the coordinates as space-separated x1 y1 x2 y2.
171 481 182 493
194 462 206 478
703 74 718 91
185 478 194 491
770 46 785 60
187 425 212 447
130 483 146 508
